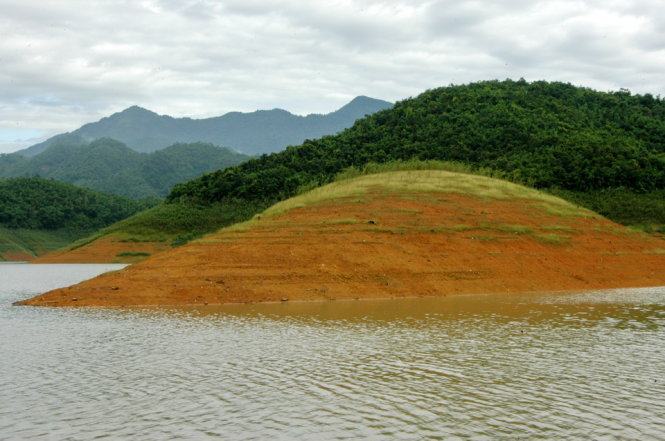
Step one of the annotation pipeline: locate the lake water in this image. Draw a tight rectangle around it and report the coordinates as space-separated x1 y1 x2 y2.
1 264 665 440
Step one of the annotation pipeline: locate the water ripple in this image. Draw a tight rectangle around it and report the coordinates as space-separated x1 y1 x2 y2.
1 265 665 439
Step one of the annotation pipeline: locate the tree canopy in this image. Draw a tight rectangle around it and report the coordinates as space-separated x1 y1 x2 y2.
0 177 151 231
170 80 665 206
0 139 249 198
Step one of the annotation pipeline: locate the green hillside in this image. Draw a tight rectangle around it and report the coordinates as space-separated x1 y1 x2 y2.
0 139 248 198
80 199 265 247
169 80 665 229
0 228 80 261
0 177 151 259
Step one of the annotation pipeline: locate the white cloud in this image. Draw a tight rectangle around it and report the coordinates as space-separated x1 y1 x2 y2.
0 0 663 153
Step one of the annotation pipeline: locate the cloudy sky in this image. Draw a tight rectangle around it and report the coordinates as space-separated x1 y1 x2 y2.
0 0 663 152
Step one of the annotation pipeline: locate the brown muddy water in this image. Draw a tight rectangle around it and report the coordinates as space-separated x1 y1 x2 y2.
1 263 665 440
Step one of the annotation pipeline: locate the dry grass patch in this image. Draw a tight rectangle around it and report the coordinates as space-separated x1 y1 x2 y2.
197 170 607 245
541 225 577 234
264 170 593 219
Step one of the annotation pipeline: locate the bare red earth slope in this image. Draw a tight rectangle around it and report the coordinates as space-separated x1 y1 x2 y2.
18 171 665 307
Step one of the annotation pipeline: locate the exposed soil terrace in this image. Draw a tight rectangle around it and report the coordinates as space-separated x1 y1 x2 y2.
34 236 169 264
18 191 665 307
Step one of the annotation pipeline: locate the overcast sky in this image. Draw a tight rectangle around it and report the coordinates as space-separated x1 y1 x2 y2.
0 0 663 153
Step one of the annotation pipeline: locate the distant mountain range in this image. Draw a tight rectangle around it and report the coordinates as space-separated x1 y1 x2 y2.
18 96 393 157
0 139 248 199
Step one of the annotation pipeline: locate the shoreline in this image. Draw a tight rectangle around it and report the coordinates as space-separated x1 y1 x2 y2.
14 283 665 309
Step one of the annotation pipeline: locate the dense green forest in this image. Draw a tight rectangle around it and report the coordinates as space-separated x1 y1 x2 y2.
0 139 248 198
0 177 153 259
0 177 151 231
169 80 665 228
549 189 665 232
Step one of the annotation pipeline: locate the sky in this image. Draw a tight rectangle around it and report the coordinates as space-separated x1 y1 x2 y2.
0 0 664 153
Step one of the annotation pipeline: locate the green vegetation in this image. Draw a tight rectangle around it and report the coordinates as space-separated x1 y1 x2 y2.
37 81 665 253
261 169 594 219
169 80 664 228
193 170 595 246
73 199 268 247
333 159 503 181
0 177 150 231
0 227 80 260
180 170 612 255
549 188 665 233
0 139 249 198
533 233 571 245
116 251 151 257
0 177 150 259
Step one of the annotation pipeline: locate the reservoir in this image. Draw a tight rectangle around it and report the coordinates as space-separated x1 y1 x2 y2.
1 264 664 439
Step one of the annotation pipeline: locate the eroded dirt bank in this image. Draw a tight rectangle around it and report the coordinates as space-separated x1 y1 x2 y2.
18 191 665 307
34 236 169 264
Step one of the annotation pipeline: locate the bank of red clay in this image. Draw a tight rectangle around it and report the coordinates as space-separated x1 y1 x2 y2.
2 251 35 262
18 185 665 307
34 236 169 264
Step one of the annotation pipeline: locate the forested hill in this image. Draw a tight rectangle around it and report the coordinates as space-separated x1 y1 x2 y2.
0 177 148 231
18 96 393 157
169 80 665 227
0 177 152 260
0 139 248 199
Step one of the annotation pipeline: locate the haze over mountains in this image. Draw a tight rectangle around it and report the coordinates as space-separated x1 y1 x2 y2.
19 96 393 157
